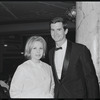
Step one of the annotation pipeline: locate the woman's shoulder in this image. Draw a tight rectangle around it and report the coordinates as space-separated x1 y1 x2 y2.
41 61 51 68
17 60 31 71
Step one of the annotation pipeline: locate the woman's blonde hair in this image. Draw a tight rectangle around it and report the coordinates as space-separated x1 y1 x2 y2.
24 36 47 59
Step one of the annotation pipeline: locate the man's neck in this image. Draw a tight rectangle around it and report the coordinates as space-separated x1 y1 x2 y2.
56 38 67 47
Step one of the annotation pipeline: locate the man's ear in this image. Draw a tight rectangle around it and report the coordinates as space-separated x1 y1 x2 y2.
65 29 68 35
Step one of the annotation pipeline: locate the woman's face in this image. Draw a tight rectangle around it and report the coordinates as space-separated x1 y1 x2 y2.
30 41 44 61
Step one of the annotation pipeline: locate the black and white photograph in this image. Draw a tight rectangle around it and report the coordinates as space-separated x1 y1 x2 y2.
0 1 100 98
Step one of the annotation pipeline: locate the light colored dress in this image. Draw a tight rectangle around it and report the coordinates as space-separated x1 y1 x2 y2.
9 60 55 98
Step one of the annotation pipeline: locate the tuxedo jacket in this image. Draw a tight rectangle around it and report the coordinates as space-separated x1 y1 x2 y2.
49 40 100 98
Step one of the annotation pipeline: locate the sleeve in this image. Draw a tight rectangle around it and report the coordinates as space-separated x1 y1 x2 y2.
80 45 100 98
9 65 26 98
49 65 55 98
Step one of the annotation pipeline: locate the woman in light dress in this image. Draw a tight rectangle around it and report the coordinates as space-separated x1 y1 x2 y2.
9 36 55 98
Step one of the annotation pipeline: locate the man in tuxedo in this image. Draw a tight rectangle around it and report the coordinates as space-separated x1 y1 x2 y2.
49 17 100 98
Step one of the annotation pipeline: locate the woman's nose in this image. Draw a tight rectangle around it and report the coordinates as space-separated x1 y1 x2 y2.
37 49 40 53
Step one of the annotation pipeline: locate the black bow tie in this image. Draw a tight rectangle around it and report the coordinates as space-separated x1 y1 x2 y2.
55 47 62 51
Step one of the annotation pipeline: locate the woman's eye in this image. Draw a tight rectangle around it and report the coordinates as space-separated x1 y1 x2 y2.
32 47 43 50
58 29 61 31
40 48 43 49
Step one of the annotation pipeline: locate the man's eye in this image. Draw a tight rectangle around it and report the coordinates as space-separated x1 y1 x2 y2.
51 29 54 31
33 47 36 49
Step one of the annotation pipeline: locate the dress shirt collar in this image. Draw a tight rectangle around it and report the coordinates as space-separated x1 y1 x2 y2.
56 39 67 50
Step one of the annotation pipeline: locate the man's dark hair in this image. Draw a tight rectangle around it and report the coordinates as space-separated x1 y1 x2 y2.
50 17 68 30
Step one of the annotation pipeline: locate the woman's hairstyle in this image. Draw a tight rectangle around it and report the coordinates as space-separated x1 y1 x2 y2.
24 36 47 59
50 17 68 30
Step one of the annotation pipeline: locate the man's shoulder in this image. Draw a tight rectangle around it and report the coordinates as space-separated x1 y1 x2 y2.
48 47 55 58
49 47 55 52
69 41 89 52
71 41 87 48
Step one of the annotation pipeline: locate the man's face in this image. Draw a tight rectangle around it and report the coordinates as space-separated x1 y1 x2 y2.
50 22 66 42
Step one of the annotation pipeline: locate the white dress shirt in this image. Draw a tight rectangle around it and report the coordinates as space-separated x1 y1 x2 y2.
54 40 67 79
10 60 55 98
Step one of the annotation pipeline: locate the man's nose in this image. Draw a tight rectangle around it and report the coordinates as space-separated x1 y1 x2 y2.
54 30 57 34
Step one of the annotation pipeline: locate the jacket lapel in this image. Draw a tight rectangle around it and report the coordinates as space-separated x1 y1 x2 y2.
51 40 72 83
61 40 72 81
51 48 60 83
